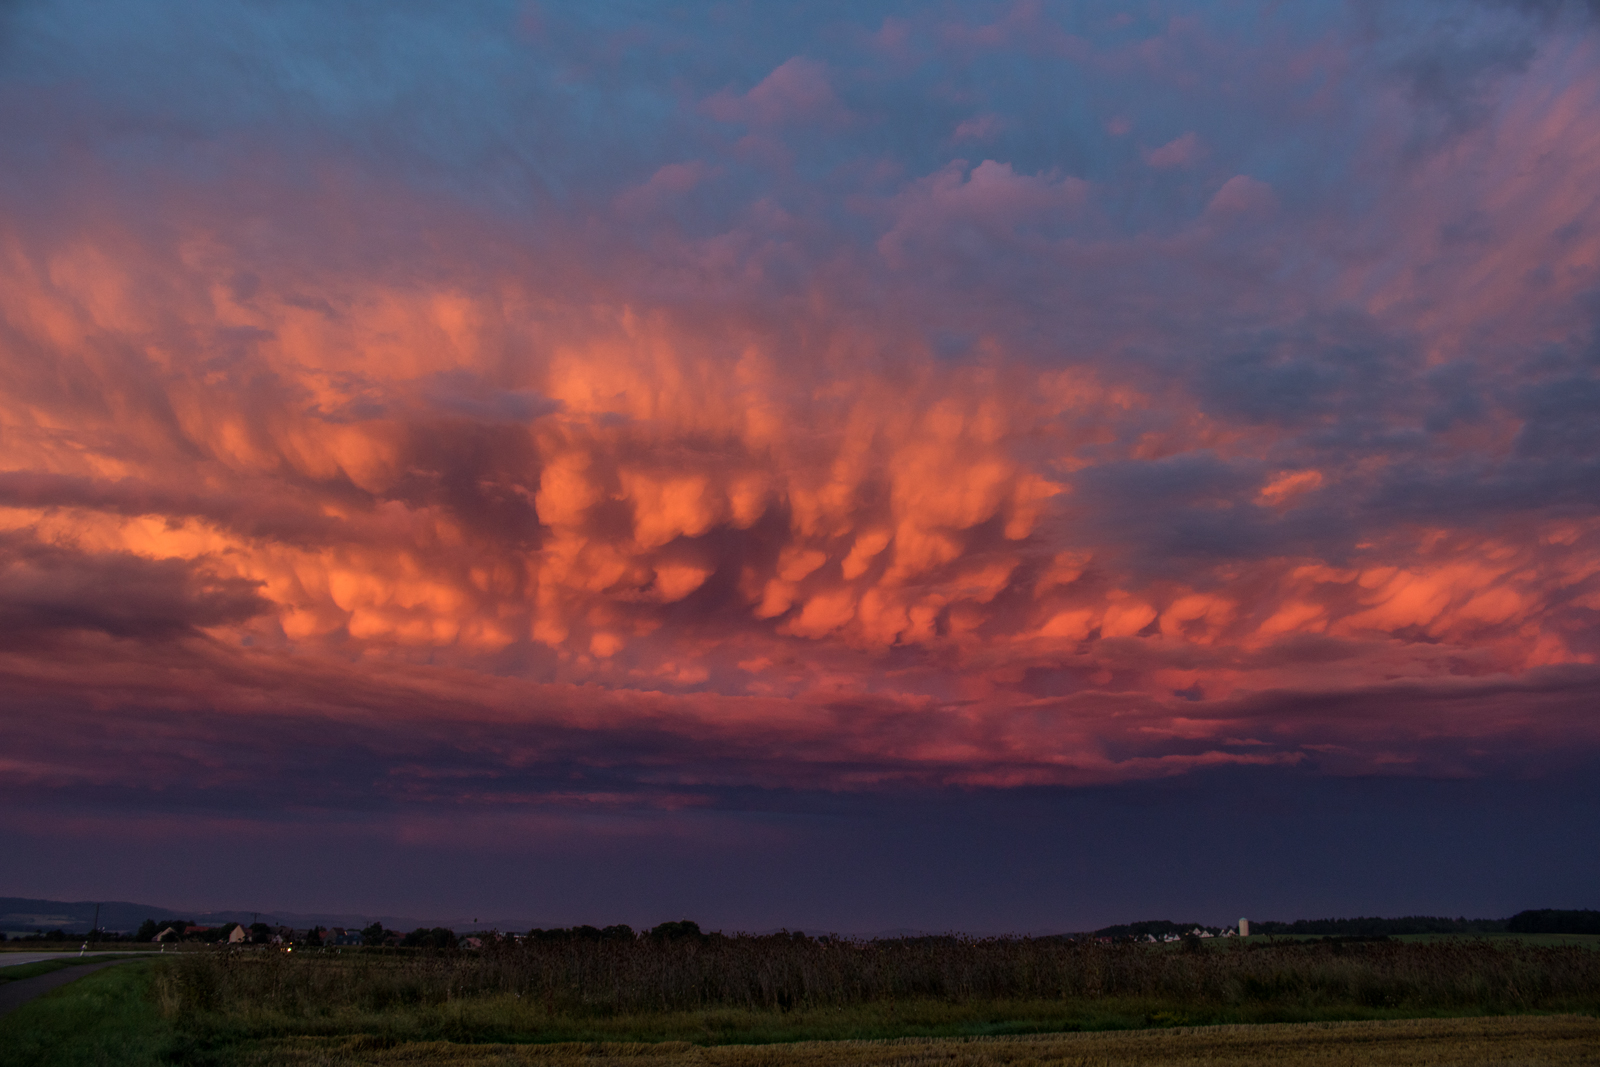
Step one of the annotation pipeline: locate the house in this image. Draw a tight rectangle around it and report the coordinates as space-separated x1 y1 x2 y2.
326 928 363 946
154 926 182 942
228 925 248 944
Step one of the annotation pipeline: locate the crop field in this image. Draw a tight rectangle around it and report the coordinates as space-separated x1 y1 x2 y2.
5 936 1599 1066
151 932 1600 1019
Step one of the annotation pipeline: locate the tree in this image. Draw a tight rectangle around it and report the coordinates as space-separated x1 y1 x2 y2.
648 920 704 941
136 919 159 942
1507 909 1600 935
400 927 457 949
361 922 387 947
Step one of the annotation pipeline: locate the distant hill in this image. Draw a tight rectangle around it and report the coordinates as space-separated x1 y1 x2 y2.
1 897 175 935
1203 911 1597 937
1248 916 1509 936
7 898 1595 939
0 897 540 936
1093 911 1597 940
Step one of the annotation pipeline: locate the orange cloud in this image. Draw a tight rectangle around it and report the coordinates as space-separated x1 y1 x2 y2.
6 35 1600 800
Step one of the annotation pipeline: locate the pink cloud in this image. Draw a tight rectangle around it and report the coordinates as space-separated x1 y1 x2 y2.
703 57 842 126
876 159 1090 265
952 115 1004 143
937 0 1089 59
614 161 718 214
1144 131 1202 168
1207 175 1277 218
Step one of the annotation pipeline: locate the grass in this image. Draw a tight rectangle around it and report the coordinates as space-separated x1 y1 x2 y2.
6 973 1598 1067
143 991 1600 1048
0 961 178 1067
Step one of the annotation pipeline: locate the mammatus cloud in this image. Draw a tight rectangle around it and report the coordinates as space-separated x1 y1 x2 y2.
2 0 1600 826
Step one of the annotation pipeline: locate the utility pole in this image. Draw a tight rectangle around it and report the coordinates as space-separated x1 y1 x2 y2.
79 903 102 956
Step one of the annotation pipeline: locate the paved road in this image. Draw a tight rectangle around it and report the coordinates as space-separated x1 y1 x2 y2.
0 956 150 1020
0 950 156 968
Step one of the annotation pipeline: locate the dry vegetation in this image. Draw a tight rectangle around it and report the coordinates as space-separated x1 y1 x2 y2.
154 933 1600 1019
138 933 1600 1064
212 1016 1600 1067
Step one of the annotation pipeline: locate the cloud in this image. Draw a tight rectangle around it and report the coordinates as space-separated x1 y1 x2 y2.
703 57 843 126
0 532 266 644
1 0 1599 843
1144 131 1202 168
876 160 1090 267
951 114 1004 143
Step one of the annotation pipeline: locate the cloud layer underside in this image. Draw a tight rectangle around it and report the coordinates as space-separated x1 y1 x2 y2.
2 0 1600 812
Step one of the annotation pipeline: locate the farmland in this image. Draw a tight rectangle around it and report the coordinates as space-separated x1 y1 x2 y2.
151 932 1599 1048
5 933 1599 1066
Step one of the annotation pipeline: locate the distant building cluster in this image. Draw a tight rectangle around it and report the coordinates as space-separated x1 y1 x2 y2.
1138 927 1218 944
134 919 502 949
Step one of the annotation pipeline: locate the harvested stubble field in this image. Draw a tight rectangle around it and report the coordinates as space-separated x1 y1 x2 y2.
221 1016 1600 1067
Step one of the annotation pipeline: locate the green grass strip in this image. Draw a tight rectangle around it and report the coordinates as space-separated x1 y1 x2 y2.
0 962 180 1067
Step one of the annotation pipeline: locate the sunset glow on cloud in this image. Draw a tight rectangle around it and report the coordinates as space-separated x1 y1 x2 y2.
4 0 1600 925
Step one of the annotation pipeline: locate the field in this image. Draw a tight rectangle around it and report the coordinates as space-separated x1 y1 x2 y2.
227 1016 1600 1066
3 935 1599 1066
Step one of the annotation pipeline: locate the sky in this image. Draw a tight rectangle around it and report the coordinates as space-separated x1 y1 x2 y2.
1 0 1599 933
